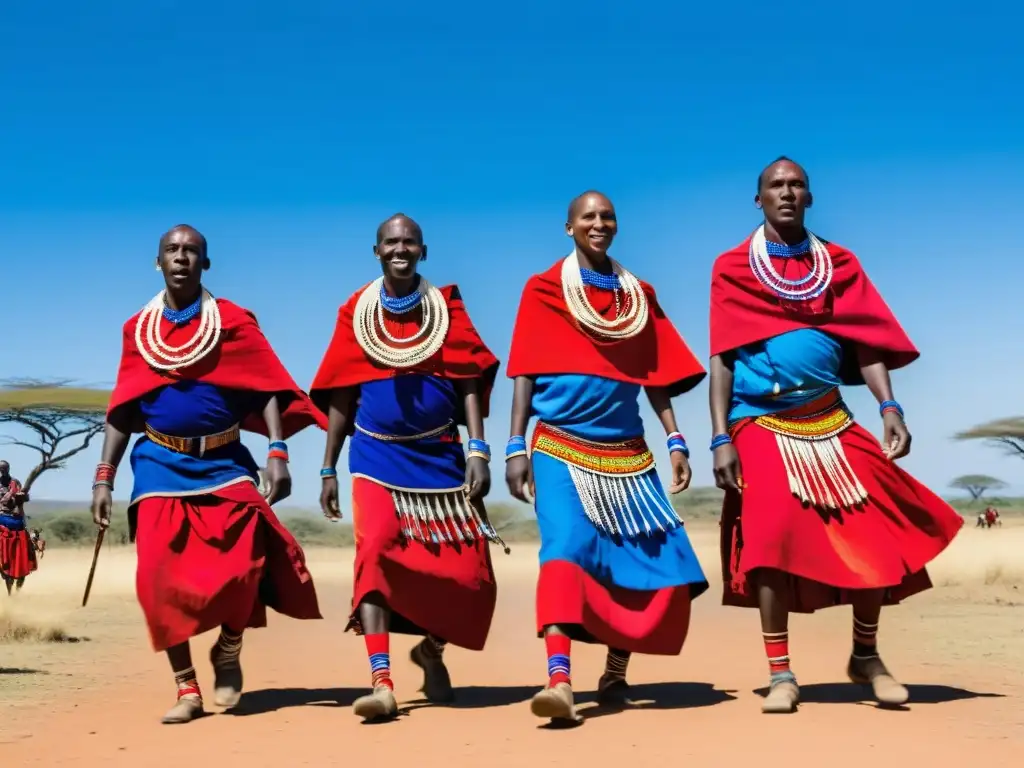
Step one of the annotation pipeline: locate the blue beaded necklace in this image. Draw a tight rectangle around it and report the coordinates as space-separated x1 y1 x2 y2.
380 276 422 314
162 295 202 325
764 237 810 258
579 267 621 291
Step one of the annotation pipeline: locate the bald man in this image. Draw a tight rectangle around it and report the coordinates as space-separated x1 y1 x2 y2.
709 158 963 713
92 225 325 723
311 213 506 722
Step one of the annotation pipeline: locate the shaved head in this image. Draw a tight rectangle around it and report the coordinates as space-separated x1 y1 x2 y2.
376 213 422 245
158 224 207 257
567 190 612 223
757 156 809 193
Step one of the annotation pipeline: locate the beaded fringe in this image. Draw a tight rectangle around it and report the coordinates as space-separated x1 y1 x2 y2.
567 465 683 540
773 432 868 510
391 487 508 552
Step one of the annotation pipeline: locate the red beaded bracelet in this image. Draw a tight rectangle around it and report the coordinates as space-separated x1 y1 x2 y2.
267 449 289 462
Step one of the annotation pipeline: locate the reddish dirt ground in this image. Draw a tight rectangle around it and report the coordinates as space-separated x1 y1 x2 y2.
2 534 1022 766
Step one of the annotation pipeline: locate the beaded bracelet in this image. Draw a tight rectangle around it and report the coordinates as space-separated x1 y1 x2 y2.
320 467 338 478
93 462 116 491
709 433 732 451
879 400 904 419
267 440 289 463
666 431 690 458
467 438 491 457
506 435 528 461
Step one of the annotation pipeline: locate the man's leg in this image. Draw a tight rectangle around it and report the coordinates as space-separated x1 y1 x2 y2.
530 624 581 722
597 648 631 705
352 595 398 720
757 568 799 714
847 589 909 705
162 642 204 724
410 633 455 703
210 624 245 708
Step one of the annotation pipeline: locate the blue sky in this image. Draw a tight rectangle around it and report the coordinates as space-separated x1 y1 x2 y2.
2 1 1022 508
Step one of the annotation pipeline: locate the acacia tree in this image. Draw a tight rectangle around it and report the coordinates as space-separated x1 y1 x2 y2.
0 379 110 493
955 417 1024 461
949 474 1007 501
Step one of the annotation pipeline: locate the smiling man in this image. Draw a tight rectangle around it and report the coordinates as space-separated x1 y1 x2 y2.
310 213 506 722
92 224 325 724
505 191 709 724
708 158 964 714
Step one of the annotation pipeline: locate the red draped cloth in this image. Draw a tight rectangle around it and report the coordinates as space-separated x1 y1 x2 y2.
510 259 705 653
711 236 963 611
109 297 324 648
310 283 500 649
0 479 35 581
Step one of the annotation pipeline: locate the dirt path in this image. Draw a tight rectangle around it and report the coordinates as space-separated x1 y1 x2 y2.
2 534 1022 766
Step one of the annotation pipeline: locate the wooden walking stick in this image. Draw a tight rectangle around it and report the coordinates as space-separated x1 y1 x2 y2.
81 526 106 608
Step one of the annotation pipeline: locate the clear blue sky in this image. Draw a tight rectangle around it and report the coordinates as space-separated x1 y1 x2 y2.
2 1 1021 508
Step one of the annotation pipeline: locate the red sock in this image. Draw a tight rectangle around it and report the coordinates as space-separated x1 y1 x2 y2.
763 630 792 681
545 632 571 687
364 633 393 690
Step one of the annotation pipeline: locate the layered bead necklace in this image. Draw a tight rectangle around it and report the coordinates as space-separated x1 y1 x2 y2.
135 289 222 371
748 223 833 301
561 249 648 340
353 276 450 367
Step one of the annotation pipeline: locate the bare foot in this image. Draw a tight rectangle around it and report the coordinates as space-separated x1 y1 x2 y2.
530 682 582 724
410 639 455 704
848 655 909 706
210 644 243 709
352 685 398 722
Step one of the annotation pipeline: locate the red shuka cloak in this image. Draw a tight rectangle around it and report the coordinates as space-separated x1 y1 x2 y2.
308 283 500 421
107 298 326 437
506 259 706 396
710 236 919 381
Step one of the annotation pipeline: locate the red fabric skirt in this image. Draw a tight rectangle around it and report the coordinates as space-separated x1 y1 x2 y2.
134 481 322 652
0 526 37 580
721 417 964 613
536 560 693 655
349 478 497 650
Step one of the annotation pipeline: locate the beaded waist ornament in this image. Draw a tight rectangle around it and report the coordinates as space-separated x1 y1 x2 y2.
531 422 683 539
751 389 868 510
351 425 507 552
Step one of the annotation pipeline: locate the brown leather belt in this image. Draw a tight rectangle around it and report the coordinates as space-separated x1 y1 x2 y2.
145 423 241 458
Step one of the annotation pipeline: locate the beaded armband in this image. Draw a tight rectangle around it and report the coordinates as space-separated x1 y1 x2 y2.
320 467 338 479
268 440 289 463
879 400 904 420
709 433 732 451
467 438 491 462
93 462 116 491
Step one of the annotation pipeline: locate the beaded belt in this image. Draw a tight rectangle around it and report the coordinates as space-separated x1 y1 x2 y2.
353 420 458 443
145 423 241 458
753 389 852 440
531 422 654 477
749 390 868 510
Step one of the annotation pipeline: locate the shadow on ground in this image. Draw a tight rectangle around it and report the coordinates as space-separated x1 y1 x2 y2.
0 667 46 675
574 681 737 722
752 682 1005 707
404 684 539 712
230 687 365 715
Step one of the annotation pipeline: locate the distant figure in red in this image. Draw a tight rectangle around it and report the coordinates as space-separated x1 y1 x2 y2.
709 158 964 714
984 507 1000 527
91 225 326 724
310 213 506 722
0 460 36 594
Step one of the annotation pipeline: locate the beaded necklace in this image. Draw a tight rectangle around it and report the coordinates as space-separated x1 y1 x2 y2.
353 276 450 367
561 249 648 340
379 276 423 315
135 288 222 371
748 224 833 301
